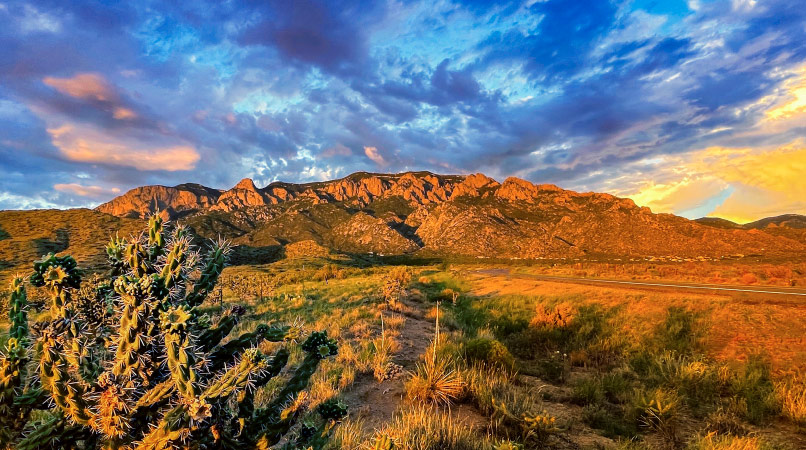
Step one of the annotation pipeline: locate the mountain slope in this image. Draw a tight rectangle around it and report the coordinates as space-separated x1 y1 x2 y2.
2 172 803 278
90 171 805 259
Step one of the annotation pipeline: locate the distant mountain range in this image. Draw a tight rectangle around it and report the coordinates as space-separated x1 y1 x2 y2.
2 171 804 277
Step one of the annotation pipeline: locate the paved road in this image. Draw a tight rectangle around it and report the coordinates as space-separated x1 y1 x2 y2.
474 268 806 298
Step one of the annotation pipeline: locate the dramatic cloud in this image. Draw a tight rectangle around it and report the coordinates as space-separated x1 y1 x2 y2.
363 146 387 167
47 124 200 171
0 0 805 221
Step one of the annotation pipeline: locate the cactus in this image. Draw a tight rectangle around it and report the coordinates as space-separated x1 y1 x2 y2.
0 216 345 449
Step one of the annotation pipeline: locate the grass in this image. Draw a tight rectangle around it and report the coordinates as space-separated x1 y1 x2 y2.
5 252 806 449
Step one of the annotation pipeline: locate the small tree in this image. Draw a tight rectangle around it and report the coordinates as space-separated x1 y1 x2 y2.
380 267 411 307
0 216 345 449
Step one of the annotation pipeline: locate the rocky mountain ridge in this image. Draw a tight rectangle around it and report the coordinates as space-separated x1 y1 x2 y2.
91 171 806 260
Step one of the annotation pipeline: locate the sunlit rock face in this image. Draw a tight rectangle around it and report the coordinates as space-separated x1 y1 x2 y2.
94 171 806 259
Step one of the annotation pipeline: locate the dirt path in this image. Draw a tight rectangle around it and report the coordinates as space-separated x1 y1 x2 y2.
340 301 488 432
339 302 435 429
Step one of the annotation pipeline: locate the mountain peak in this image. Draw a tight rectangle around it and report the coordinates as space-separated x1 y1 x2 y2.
233 178 258 191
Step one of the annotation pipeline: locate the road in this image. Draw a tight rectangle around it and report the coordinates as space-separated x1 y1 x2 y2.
473 268 806 298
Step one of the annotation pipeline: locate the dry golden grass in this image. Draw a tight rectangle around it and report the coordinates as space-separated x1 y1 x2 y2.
468 272 806 373
522 261 806 287
375 407 492 450
688 432 765 450
777 378 806 426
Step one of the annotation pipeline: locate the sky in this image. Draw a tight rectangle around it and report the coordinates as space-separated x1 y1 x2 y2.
1 0 805 223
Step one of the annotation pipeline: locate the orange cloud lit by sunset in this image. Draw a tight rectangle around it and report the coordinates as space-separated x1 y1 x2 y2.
43 73 117 102
47 124 200 172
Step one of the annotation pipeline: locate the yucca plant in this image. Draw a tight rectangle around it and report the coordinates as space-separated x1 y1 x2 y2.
0 216 345 449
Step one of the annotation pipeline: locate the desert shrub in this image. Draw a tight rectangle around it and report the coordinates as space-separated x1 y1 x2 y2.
462 363 514 415
602 371 634 404
0 216 346 449
572 376 605 406
730 355 780 424
740 273 759 285
632 388 683 448
703 407 748 436
405 356 465 406
491 391 558 445
582 404 635 438
647 352 722 413
655 306 701 355
380 266 412 306
315 263 343 282
573 371 632 407
686 432 768 450
465 337 515 371
327 419 367 450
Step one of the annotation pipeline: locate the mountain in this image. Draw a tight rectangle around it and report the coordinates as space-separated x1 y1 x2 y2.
0 209 142 284
696 214 806 244
89 171 805 260
2 172 804 281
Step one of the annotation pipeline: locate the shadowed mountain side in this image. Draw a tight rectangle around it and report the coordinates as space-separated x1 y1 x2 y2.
697 214 806 245
0 209 143 284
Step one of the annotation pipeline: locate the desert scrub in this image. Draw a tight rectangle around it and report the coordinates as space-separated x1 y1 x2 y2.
633 388 683 448
465 336 515 371
405 355 465 406
0 216 346 449
462 363 515 415
655 306 703 355
491 390 559 445
730 355 781 424
380 266 412 308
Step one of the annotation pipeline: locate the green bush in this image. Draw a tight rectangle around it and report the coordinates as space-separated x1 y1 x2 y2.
731 355 781 424
465 337 515 371
581 404 635 438
572 376 605 406
655 307 701 355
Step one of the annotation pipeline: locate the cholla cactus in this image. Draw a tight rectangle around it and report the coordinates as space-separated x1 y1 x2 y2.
0 217 343 449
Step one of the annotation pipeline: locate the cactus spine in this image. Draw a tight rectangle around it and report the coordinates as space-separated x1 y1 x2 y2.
0 216 345 449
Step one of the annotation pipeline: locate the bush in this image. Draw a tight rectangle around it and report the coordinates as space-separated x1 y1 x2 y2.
405 356 465 406
572 376 605 406
731 355 780 424
376 407 492 450
465 337 515 371
582 404 635 438
656 307 701 355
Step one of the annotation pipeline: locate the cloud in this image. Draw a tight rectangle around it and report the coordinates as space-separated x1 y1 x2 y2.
625 140 806 222
43 73 117 102
364 146 387 166
47 123 200 171
0 0 805 215
54 183 120 198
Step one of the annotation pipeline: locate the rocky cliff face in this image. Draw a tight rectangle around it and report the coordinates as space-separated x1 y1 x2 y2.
94 171 806 259
96 184 221 219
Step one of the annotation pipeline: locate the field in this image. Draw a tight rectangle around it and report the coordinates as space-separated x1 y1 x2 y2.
3 246 806 449
178 256 806 448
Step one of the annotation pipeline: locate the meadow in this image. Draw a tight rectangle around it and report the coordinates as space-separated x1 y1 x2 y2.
2 249 805 449
192 256 806 449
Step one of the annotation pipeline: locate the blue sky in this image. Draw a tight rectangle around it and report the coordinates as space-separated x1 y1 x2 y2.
1 0 806 222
